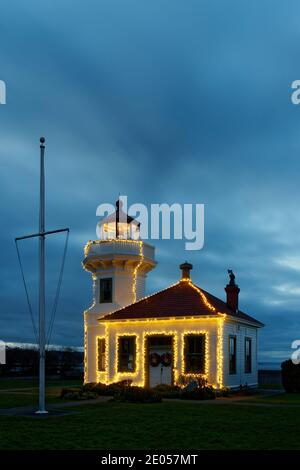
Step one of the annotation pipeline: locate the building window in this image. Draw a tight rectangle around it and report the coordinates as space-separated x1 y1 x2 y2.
229 336 237 375
118 336 136 372
97 338 106 371
100 278 113 303
245 337 252 373
184 334 205 374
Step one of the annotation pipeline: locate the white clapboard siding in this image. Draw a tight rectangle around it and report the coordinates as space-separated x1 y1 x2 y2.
222 319 258 388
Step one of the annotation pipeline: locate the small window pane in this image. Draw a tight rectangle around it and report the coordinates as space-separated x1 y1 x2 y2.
229 336 236 375
97 338 106 371
184 334 205 373
245 338 252 373
100 278 113 303
118 336 136 372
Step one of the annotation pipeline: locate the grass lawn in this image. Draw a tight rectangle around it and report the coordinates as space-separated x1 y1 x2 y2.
0 387 70 408
0 378 81 408
0 379 300 450
0 400 300 450
258 384 283 390
0 378 81 390
252 392 300 405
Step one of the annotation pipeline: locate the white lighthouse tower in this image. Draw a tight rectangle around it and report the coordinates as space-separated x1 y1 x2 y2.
83 201 156 383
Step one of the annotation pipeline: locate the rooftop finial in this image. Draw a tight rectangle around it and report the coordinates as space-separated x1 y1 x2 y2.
40 137 45 147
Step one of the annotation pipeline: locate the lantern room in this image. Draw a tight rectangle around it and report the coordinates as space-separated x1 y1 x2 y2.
98 200 140 240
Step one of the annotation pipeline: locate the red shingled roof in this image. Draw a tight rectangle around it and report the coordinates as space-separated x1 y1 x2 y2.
100 280 263 326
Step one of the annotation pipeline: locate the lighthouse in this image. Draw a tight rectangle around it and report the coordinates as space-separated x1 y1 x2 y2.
83 201 156 383
83 200 263 389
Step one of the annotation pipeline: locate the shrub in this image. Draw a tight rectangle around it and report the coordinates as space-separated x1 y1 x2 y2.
81 382 97 392
152 384 181 398
60 387 79 398
174 374 216 400
107 379 132 395
216 387 230 397
60 387 98 400
181 386 216 400
177 374 208 389
282 360 300 393
81 380 132 396
93 383 112 395
114 386 161 403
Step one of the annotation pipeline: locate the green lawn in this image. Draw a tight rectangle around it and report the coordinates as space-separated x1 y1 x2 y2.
0 378 81 390
0 378 81 408
258 384 283 390
0 400 300 450
0 387 70 408
252 392 300 405
0 380 300 450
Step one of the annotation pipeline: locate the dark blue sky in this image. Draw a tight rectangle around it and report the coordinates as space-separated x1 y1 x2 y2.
1 0 300 363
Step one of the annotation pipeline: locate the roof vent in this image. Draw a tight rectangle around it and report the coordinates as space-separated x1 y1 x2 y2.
180 262 193 280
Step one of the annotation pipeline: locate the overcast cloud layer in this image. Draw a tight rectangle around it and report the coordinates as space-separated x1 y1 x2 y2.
1 0 300 363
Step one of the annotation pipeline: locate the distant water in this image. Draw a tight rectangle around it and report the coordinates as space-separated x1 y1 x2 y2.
258 362 281 370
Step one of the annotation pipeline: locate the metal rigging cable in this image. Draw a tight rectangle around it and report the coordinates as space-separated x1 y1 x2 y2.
15 239 39 343
15 229 70 347
46 229 69 347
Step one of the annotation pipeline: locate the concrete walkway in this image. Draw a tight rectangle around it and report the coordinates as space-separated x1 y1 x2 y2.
0 396 111 417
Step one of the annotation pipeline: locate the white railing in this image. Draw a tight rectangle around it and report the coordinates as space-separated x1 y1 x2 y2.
85 240 155 261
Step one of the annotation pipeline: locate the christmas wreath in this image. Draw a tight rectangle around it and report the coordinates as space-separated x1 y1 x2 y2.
160 352 172 367
149 352 161 367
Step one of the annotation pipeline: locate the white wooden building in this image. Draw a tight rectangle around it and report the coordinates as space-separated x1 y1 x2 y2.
83 204 263 389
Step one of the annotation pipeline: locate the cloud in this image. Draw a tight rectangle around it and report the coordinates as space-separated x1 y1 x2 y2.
0 0 300 362
275 256 300 272
273 283 300 296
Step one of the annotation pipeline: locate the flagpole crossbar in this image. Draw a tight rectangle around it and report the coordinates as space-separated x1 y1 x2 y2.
15 228 69 242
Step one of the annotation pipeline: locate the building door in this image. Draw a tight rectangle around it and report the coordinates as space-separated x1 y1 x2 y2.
148 336 173 388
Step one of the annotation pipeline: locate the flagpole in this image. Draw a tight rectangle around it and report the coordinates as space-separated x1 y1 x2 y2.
36 137 47 414
15 137 69 414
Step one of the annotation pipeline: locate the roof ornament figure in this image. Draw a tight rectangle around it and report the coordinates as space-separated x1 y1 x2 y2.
228 269 236 286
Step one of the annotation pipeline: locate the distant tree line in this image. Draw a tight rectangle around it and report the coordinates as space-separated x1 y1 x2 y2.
0 346 83 378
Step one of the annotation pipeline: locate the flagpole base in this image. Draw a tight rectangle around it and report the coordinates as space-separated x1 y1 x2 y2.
35 410 48 415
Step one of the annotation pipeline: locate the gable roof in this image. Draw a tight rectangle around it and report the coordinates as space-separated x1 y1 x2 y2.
100 280 264 326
